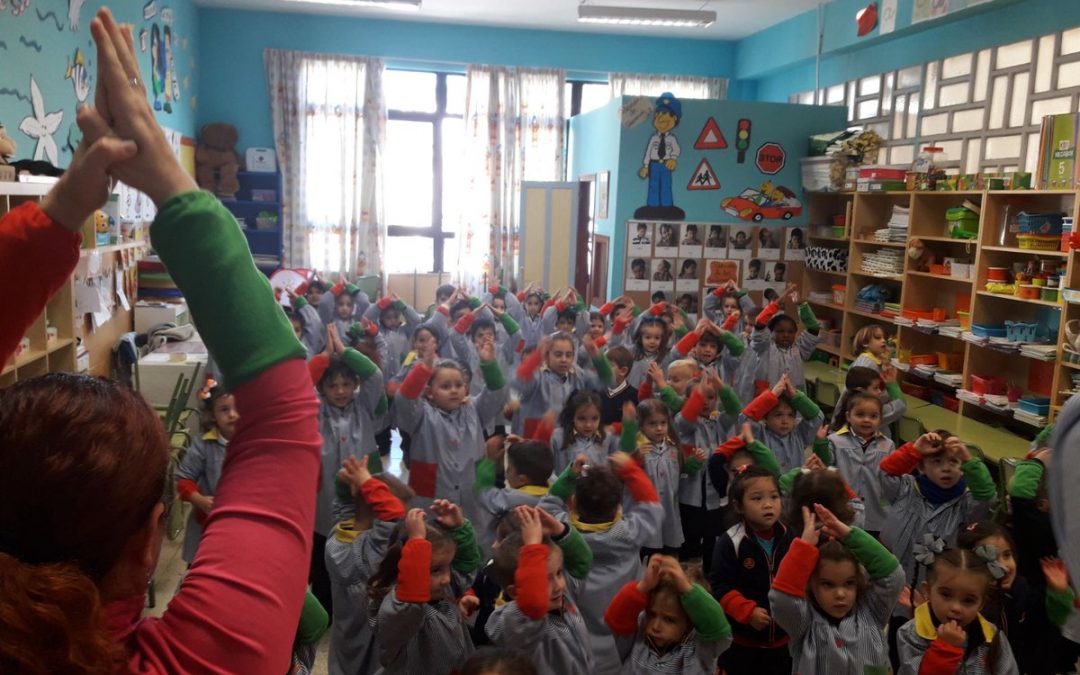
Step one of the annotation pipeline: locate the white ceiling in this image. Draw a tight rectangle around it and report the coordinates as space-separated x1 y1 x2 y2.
196 0 824 40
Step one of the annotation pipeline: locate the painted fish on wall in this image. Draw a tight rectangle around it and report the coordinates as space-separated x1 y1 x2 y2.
66 47 90 102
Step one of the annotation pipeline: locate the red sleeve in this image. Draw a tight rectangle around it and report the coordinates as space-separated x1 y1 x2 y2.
330 281 346 297
125 358 322 673
919 639 964 674
638 379 654 401
399 362 433 399
599 302 615 316
436 305 450 317
532 416 555 444
516 291 526 302
395 539 433 603
772 538 819 597
360 479 407 521
681 388 706 423
177 479 199 501
555 299 567 313
722 313 739 332
0 202 82 365
515 543 550 620
516 348 544 382
714 436 747 459
675 331 699 356
604 581 648 635
454 311 475 334
649 302 667 316
616 460 659 503
720 590 758 623
308 353 330 386
755 300 781 328
385 380 401 399
880 442 922 476
541 299 555 315
843 480 859 500
594 335 607 349
742 390 779 421
613 315 631 335
377 296 392 310
712 287 725 297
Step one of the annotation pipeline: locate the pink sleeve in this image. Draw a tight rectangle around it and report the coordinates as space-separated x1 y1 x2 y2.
125 358 322 674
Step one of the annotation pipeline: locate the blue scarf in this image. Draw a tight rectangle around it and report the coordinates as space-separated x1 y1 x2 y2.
916 473 966 506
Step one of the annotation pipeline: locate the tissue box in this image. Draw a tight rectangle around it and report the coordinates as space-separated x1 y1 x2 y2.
134 300 189 334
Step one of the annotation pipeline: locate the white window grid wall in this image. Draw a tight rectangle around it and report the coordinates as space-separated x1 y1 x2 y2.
790 26 1080 175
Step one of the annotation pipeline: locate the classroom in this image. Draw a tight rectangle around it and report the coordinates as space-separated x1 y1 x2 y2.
4 1 1080 673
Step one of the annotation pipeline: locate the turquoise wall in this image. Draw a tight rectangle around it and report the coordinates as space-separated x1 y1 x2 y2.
197 8 737 152
737 0 1080 102
0 0 199 167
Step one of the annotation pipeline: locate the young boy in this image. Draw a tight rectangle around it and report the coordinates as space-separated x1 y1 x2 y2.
363 293 421 379
739 374 825 474
601 345 638 428
474 439 555 553
425 283 455 319
538 451 663 674
485 506 594 673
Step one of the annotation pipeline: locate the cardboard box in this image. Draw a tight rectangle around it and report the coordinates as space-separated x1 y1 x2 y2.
134 300 189 334
1037 113 1080 190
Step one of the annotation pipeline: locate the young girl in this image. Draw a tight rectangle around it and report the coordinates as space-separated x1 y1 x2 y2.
850 324 891 371
832 365 906 440
626 315 673 389
551 390 619 474
364 293 422 379
319 275 371 339
824 392 895 535
709 464 794 673
605 555 732 673
175 378 238 564
748 286 822 395
895 548 1020 675
368 501 484 674
636 398 698 557
769 503 905 674
740 373 825 473
505 283 546 350
512 332 612 438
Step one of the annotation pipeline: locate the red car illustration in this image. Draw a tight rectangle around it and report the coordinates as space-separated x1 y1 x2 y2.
721 186 803 222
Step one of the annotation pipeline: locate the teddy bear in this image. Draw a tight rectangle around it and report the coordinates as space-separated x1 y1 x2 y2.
195 123 241 198
0 122 16 182
906 237 936 272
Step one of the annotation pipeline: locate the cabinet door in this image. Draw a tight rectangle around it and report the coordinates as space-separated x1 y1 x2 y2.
519 182 579 289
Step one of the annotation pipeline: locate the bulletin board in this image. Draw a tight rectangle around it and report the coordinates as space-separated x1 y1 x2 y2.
623 220 807 317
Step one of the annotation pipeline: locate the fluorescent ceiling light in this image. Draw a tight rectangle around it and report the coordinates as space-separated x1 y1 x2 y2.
284 0 421 10
577 5 716 27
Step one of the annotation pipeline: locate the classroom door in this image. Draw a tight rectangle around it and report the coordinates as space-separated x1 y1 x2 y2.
518 182 580 290
590 234 610 306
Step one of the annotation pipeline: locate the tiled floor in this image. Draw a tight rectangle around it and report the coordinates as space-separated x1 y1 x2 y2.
148 441 406 675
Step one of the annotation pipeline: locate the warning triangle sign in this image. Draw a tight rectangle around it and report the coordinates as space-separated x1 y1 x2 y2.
694 117 728 150
687 158 720 191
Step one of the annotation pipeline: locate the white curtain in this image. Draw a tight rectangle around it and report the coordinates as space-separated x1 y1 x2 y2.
452 66 565 290
609 72 727 100
265 49 386 275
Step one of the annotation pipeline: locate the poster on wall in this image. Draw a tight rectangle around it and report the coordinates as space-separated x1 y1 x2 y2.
676 259 699 291
728 226 754 259
912 0 991 24
627 257 649 291
765 261 789 284
633 93 686 220
744 258 766 289
628 221 652 256
705 259 740 287
679 223 703 258
784 226 807 260
757 227 781 260
674 291 699 321
655 223 678 257
704 225 727 257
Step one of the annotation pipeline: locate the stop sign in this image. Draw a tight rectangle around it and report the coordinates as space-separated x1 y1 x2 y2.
755 142 786 175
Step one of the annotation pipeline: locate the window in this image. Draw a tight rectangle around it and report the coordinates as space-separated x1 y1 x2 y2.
383 70 465 272
565 80 611 118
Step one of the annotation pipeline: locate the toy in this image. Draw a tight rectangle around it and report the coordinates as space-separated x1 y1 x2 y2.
195 123 241 198
906 237 935 272
0 122 16 182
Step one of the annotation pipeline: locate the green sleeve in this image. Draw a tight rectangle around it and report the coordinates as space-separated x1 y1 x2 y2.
961 458 996 501
474 457 497 491
549 463 578 502
1033 424 1054 447
344 283 360 295
779 468 801 494
790 391 821 420
631 306 643 318
843 527 899 579
734 290 748 299
797 302 820 333
373 392 388 417
295 589 330 645
392 299 406 312
574 299 586 312
150 191 305 389
293 296 309 309
592 352 614 385
554 525 593 579
479 359 506 390
719 329 745 357
448 520 483 573
684 455 703 475
1046 585 1076 628
658 385 685 413
885 381 903 401
620 419 639 453
469 296 482 309
367 452 384 474
1009 459 1045 500
747 440 781 477
334 475 352 502
341 347 378 380
498 312 520 335
813 438 832 464
673 326 689 339
719 385 742 415
680 584 731 642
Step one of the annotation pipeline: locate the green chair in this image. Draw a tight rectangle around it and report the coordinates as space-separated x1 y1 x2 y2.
816 381 841 411
897 416 925 444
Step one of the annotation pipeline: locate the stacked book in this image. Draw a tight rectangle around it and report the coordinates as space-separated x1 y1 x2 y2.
960 331 988 346
861 248 905 276
854 300 884 315
870 205 910 243
934 371 964 387
1014 409 1049 426
137 256 182 300
881 303 902 319
911 363 939 378
939 325 963 339
1019 344 1057 361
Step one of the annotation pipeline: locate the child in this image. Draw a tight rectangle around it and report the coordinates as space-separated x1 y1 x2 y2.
824 392 895 535
601 345 639 427
364 293 421 379
895 548 1020 674
769 262 786 283
461 647 537 675
833 365 906 440
308 324 386 612
730 230 750 250
709 464 794 673
781 458 864 531
850 324 891 371
513 333 613 438
175 377 238 564
1008 446 1057 586
539 451 663 673
325 456 413 675
605 555 732 673
473 439 554 552
669 316 744 372
450 305 520 396
631 258 647 280
769 503 905 674
551 390 620 474
541 289 589 339
368 501 484 674
319 275 371 338
425 283 456 319
626 315 672 389
746 259 762 280
740 374 826 473
393 341 508 529
506 283 546 350
787 228 804 249
635 399 697 557
749 286 822 393
286 286 326 356
485 506 593 673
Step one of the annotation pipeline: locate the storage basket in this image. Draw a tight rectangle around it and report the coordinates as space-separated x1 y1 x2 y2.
1018 396 1051 415
942 395 960 413
1017 234 1061 250
971 374 1006 396
1005 320 1038 342
1017 212 1064 235
900 382 931 400
971 324 1007 338
909 354 938 366
936 351 963 370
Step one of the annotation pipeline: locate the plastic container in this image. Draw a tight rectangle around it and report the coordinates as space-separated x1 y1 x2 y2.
909 354 938 366
987 267 1010 281
928 264 948 275
832 284 847 305
1017 212 1064 235
1005 321 1038 342
1018 285 1041 299
1017 234 1062 250
900 382 931 400
1041 288 1060 303
251 189 277 203
971 324 1007 338
1018 396 1051 415
937 351 964 370
971 374 1006 395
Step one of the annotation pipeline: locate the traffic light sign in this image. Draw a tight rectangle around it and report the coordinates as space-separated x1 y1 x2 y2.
736 118 752 163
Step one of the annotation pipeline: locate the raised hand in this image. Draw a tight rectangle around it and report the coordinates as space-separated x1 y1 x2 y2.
458 593 481 619
608 451 633 472
515 505 543 545
1042 557 1070 592
944 437 971 463
477 337 496 363
405 508 427 540
803 453 826 472
431 499 465 529
657 555 693 593
814 503 851 541
800 506 820 546
536 507 568 538
937 620 966 648
771 374 790 398
485 434 507 461
739 422 755 445
749 607 771 630
571 453 590 476
637 554 663 593
914 432 942 456
647 361 667 388
881 364 898 383
337 455 371 495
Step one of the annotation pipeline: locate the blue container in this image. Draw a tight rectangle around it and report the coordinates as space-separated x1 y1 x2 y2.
1018 396 1051 415
971 323 1007 338
1018 211 1064 235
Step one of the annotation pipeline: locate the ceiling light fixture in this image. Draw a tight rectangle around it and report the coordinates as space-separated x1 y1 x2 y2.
284 0 421 10
577 5 716 28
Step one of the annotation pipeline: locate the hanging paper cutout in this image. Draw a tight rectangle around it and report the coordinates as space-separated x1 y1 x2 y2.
19 75 63 165
755 142 787 175
735 118 752 163
720 181 803 222
66 47 91 102
634 92 686 220
686 158 720 191
694 117 727 150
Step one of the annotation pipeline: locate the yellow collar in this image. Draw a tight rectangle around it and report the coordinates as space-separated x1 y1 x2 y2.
837 425 882 440
859 351 883 366
571 506 622 533
402 351 418 367
202 429 220 441
914 602 996 643
516 485 549 497
332 518 363 544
